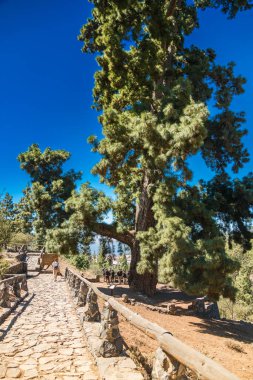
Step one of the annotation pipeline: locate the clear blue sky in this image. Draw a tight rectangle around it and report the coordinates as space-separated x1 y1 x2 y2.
0 0 252 201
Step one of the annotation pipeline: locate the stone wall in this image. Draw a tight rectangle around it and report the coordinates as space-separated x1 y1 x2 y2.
6 262 27 275
14 252 27 263
65 268 143 380
0 274 29 325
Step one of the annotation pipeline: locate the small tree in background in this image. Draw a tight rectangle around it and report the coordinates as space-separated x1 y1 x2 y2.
14 188 34 234
0 193 16 223
0 193 16 247
219 242 253 321
119 253 128 271
118 242 124 256
97 236 110 268
0 258 9 278
74 254 90 270
0 215 12 248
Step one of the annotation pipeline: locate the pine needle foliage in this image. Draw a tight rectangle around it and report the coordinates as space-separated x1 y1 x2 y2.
72 0 253 297
18 144 81 246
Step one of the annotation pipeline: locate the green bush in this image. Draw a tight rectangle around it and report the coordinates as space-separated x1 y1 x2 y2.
61 253 90 271
89 261 101 276
0 258 9 278
74 255 90 270
118 253 128 271
219 242 253 322
10 232 34 246
219 297 253 322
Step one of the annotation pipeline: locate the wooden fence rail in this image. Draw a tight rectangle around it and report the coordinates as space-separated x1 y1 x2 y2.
65 267 240 380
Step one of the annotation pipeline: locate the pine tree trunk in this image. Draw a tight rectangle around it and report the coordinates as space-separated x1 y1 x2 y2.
128 239 157 296
94 171 158 296
128 171 158 296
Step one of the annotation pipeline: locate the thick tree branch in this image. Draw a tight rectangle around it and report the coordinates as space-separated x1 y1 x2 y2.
93 222 134 247
166 0 180 17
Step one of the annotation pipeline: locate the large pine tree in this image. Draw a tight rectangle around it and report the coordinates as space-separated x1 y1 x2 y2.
71 0 253 297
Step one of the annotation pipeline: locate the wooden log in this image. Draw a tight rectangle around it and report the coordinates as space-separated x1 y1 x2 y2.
66 268 239 380
108 301 239 380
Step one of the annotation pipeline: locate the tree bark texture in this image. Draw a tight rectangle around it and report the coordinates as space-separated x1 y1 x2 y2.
93 171 158 296
128 171 158 296
128 239 158 296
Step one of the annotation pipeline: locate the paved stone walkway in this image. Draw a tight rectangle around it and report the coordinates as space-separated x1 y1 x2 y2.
0 270 98 379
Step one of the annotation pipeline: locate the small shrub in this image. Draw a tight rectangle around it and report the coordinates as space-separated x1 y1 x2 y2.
10 232 34 246
0 258 9 278
74 255 90 270
89 261 102 276
219 297 253 322
61 253 90 271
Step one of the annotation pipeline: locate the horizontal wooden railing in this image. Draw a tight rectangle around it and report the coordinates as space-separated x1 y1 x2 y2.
65 267 239 380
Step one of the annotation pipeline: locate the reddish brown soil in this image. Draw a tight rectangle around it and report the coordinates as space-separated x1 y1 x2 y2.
95 281 253 380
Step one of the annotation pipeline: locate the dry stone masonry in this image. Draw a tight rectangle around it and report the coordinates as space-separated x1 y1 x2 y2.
77 281 88 306
151 347 198 380
65 268 144 380
0 275 28 320
82 289 101 322
98 302 123 357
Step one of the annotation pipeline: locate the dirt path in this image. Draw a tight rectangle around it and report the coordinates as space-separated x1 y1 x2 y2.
0 272 98 379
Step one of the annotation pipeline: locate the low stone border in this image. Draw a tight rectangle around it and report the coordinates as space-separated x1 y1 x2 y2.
0 274 29 326
67 288 144 380
81 317 144 380
5 262 27 275
0 291 29 326
14 252 27 263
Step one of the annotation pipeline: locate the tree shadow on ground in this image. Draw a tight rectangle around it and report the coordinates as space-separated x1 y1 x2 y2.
189 319 253 344
97 282 194 306
97 282 253 343
0 293 35 341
